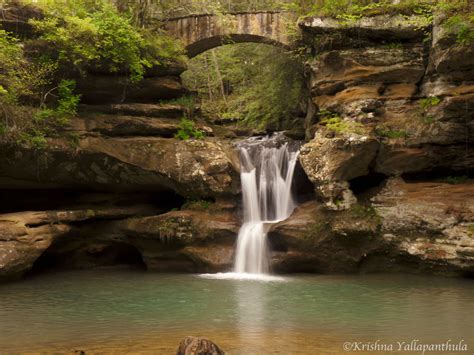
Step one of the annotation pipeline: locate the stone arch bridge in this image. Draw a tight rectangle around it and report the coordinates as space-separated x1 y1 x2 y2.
161 11 293 57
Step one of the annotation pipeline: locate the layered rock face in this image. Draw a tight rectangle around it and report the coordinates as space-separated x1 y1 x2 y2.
299 15 473 208
269 179 474 276
289 15 474 276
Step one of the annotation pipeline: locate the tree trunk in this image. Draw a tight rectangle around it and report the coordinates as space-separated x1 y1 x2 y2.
204 54 214 101
211 49 228 106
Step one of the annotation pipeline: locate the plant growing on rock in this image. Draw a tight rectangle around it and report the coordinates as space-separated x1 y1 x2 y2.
416 96 441 125
182 199 215 211
174 118 205 140
443 14 474 45
318 110 364 135
374 126 409 139
419 96 441 110
442 175 469 185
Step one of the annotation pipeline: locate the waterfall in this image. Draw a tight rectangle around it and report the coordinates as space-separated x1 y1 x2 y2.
234 134 299 274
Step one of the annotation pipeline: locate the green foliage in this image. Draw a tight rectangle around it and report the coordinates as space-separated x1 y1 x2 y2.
17 130 48 149
0 122 7 136
350 204 377 218
467 224 474 237
443 14 474 45
182 199 212 211
375 127 409 139
442 175 468 185
35 79 81 126
417 96 441 124
30 1 184 82
286 0 436 19
174 118 205 140
182 43 305 130
419 96 441 110
319 110 364 134
162 95 197 117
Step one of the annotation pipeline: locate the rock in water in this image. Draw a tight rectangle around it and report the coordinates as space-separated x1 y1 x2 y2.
177 336 225 355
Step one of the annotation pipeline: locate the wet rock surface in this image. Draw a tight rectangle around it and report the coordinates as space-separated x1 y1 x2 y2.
177 336 225 355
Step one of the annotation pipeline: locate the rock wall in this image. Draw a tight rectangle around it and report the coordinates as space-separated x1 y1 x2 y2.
299 15 473 208
0 23 241 280
289 14 474 276
1 11 473 281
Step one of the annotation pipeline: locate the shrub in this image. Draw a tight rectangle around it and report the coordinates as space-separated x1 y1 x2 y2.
30 1 184 82
34 79 81 126
174 118 205 140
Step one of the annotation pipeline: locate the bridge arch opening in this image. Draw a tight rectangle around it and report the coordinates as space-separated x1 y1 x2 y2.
186 34 289 58
181 42 309 134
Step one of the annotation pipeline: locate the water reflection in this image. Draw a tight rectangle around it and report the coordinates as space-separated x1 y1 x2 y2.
234 279 297 350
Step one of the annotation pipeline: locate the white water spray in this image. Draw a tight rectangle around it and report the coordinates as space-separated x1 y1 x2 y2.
234 135 299 275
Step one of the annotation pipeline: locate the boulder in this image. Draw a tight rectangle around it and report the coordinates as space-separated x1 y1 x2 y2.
117 208 238 271
300 15 431 48
375 142 474 176
268 179 474 276
367 178 474 275
0 202 238 281
299 132 379 207
177 336 225 355
310 46 425 98
268 201 381 273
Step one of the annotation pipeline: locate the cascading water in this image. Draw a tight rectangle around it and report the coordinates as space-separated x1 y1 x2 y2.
234 134 299 275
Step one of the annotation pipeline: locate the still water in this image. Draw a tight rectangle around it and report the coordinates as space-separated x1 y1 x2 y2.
0 270 473 354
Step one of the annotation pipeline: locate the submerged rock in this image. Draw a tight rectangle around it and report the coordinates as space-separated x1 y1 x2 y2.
177 336 225 355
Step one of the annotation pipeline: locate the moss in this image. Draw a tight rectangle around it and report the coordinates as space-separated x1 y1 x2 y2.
419 96 441 110
319 110 364 135
350 204 377 218
349 204 383 232
375 127 409 139
182 199 213 211
67 132 81 148
442 176 469 185
467 224 474 237
382 42 403 49
303 221 330 243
